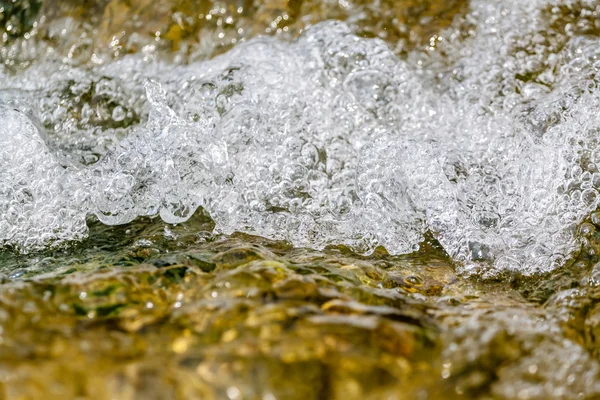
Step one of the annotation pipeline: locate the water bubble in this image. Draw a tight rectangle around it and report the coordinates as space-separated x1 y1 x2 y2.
111 105 126 122
1 4 600 277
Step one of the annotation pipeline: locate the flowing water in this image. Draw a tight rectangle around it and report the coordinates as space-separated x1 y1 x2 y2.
2 0 600 399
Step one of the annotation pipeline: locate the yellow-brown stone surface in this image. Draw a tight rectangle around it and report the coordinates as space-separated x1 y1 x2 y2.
0 213 598 399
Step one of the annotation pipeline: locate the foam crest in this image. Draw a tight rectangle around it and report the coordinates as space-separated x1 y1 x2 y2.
2 1 600 275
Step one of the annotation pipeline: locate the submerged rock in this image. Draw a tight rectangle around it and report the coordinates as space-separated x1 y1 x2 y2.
0 234 592 397
0 215 598 399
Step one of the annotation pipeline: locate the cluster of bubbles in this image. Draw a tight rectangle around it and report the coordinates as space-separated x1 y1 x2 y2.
1 0 600 275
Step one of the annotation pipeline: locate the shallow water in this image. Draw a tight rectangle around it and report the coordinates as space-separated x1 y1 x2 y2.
2 0 600 399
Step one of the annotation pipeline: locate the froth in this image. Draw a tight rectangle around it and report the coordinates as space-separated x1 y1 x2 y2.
2 1 600 275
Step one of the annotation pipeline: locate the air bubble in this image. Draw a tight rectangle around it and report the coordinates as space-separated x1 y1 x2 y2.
0 6 600 277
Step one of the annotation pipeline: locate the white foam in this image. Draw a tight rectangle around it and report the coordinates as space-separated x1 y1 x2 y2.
2 0 600 275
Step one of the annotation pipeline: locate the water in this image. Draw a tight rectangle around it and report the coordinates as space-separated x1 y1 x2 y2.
2 0 600 277
2 2 600 398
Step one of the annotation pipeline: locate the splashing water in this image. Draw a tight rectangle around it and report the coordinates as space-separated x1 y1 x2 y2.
2 0 600 276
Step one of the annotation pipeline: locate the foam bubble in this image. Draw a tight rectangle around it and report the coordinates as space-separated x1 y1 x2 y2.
2 0 600 275
0 107 88 249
